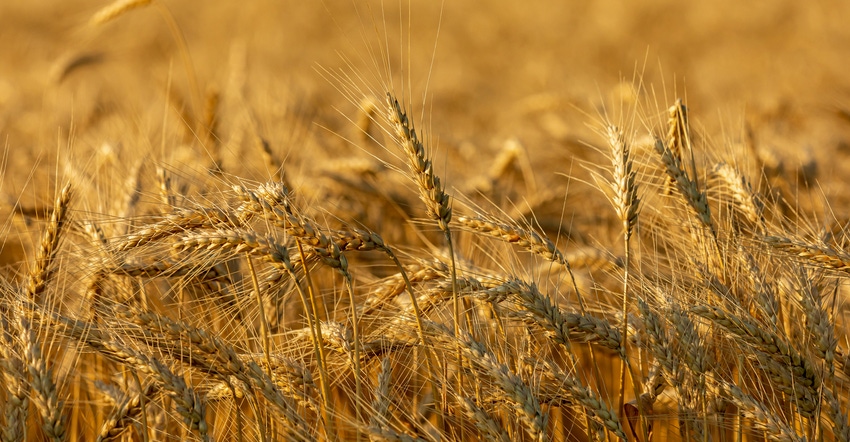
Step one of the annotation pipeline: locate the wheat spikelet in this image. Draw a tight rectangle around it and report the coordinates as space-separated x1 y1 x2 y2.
606 126 640 240
26 183 72 303
664 99 689 195
369 357 393 430
764 235 850 273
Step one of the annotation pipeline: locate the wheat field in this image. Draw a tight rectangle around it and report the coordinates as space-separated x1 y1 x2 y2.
1 1 850 441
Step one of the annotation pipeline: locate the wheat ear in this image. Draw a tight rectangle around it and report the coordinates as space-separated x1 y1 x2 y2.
425 322 548 442
655 108 717 239
1 315 28 442
26 183 71 303
235 184 360 434
537 359 628 440
456 215 588 312
386 93 463 420
96 382 157 442
763 235 850 273
20 317 65 441
604 125 642 420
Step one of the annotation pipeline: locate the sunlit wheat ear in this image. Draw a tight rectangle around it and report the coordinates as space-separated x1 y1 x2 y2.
824 388 850 442
664 99 689 195
26 183 71 303
113 207 232 253
762 235 850 273
712 162 766 233
691 305 821 416
423 322 548 442
475 279 623 356
385 93 452 232
148 360 210 442
604 125 641 416
794 270 838 374
89 0 153 26
605 126 640 241
102 306 312 438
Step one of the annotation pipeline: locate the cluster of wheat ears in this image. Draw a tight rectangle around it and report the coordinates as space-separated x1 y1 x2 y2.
2 1 850 441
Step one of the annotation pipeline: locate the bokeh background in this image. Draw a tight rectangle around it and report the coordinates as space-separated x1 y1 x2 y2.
3 0 850 252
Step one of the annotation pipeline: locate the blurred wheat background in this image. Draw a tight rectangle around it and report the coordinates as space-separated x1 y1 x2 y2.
1 1 850 441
